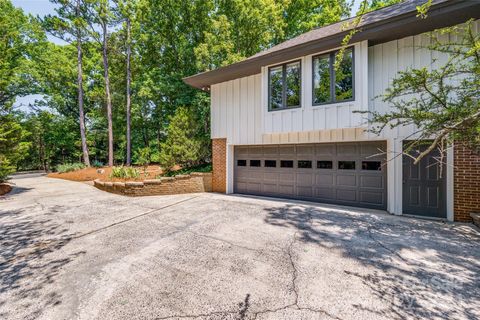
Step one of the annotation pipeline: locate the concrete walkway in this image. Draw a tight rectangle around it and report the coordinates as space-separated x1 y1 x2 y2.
0 175 479 320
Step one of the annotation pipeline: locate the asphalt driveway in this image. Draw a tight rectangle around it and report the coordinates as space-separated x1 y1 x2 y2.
0 174 479 320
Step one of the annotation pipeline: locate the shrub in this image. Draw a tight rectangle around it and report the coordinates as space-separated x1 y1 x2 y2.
56 163 86 173
109 166 140 179
0 156 14 183
92 160 103 168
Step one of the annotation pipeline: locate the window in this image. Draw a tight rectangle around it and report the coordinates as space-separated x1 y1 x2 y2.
269 61 301 111
280 160 294 168
265 160 277 167
362 161 382 171
313 47 354 105
250 160 261 167
237 160 247 166
317 161 333 169
298 160 312 169
338 161 355 170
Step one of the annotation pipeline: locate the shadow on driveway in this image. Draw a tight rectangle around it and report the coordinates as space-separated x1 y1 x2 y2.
0 208 85 319
264 203 480 320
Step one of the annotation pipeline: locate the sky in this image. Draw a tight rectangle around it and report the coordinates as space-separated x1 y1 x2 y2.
12 0 363 111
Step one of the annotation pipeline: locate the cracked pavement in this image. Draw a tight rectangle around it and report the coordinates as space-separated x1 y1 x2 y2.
1 174 479 320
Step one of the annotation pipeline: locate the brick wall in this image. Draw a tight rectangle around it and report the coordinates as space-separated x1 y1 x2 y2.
212 138 227 193
93 172 212 196
454 143 480 222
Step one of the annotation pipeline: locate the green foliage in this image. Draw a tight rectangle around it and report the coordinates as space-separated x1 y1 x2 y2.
110 166 140 179
133 147 151 167
364 21 480 162
92 160 104 168
162 163 212 177
56 162 86 173
159 107 208 171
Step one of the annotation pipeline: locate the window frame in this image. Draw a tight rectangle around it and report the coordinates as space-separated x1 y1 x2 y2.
268 60 302 112
312 46 355 106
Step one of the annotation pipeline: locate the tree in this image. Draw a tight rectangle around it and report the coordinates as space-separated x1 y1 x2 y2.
159 107 207 171
365 21 480 163
116 0 137 165
44 0 91 166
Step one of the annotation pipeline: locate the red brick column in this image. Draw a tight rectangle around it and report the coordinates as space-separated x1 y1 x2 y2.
454 143 480 222
212 138 227 193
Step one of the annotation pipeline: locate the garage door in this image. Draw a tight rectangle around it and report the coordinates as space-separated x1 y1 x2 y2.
234 142 387 210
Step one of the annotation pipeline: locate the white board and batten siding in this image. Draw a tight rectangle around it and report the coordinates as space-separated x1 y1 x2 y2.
211 41 370 145
211 19 479 145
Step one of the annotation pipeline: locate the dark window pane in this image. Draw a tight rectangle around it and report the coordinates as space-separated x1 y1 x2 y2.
286 62 301 107
265 160 276 167
298 160 312 169
250 160 261 167
335 48 353 101
317 160 333 169
237 160 247 166
313 54 331 104
269 66 283 110
338 161 355 170
280 160 294 168
362 161 382 171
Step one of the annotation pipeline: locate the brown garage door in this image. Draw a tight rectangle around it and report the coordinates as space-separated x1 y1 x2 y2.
234 142 387 210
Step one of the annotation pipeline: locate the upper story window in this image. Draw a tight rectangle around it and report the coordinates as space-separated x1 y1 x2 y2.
312 47 354 105
268 61 301 111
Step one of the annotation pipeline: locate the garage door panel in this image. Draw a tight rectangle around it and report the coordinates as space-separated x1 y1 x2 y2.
336 189 357 201
360 191 384 205
297 145 314 156
234 142 387 210
316 173 334 186
315 144 335 156
336 175 357 187
279 146 295 155
297 173 313 186
337 143 357 156
247 182 262 192
297 186 313 197
263 172 279 181
315 187 335 199
278 184 294 195
360 175 384 189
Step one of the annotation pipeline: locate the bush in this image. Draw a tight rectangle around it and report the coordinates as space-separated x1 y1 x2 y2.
159 107 209 171
162 163 212 177
109 166 140 179
0 156 14 183
92 160 103 168
133 147 151 169
56 163 86 173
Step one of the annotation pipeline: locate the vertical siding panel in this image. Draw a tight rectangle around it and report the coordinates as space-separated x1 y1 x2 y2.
232 79 240 144
373 44 384 114
239 77 249 144
210 84 219 138
368 46 374 112
254 74 262 144
247 76 255 144
225 81 233 142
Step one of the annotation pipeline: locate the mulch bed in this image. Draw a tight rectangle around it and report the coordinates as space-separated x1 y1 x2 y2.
0 184 12 196
47 165 164 182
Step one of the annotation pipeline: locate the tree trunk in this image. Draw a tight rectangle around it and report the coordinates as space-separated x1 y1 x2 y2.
126 17 132 166
102 21 114 167
76 0 90 167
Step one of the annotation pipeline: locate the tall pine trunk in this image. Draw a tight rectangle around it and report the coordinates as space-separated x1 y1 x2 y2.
102 21 114 167
76 0 90 167
125 16 132 165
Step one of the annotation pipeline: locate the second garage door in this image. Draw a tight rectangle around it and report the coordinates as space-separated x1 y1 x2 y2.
234 142 387 210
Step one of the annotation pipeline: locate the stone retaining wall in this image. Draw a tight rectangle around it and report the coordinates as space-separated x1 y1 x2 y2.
94 172 212 196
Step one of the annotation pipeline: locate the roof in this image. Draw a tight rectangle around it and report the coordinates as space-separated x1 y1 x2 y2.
184 0 480 90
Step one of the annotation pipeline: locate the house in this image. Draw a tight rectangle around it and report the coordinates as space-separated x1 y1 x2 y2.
184 0 480 222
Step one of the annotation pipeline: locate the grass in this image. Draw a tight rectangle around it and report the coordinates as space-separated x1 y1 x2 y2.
162 163 212 177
